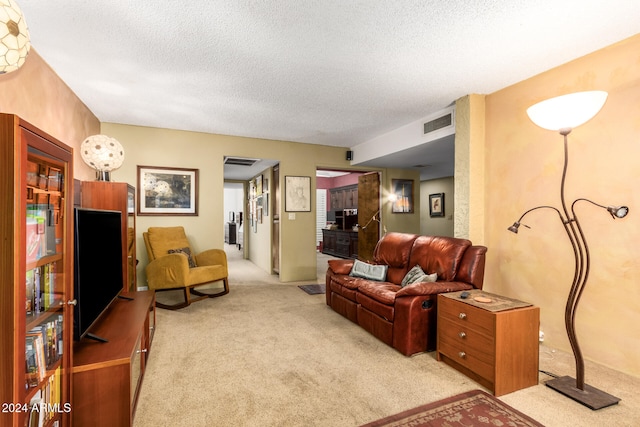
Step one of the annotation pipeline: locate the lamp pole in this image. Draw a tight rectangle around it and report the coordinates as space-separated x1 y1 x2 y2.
508 129 626 410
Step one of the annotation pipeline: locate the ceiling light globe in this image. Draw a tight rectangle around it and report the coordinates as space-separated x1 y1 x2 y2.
526 91 608 133
0 0 30 74
80 135 125 172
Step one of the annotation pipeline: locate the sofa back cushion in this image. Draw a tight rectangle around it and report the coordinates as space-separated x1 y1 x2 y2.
372 232 418 285
408 236 472 282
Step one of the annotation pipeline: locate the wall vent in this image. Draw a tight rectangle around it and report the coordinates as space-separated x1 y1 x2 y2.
423 113 452 135
224 157 260 166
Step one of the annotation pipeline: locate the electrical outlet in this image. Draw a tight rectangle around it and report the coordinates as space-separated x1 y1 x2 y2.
539 330 545 343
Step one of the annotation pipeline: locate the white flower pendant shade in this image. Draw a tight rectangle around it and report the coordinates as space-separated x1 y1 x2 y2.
0 0 30 74
526 91 608 132
80 135 125 172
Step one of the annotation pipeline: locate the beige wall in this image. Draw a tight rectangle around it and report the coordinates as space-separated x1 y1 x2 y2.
0 49 100 179
482 34 640 377
100 123 358 284
420 177 454 236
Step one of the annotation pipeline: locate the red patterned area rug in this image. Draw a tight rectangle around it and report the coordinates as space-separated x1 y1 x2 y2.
361 390 545 427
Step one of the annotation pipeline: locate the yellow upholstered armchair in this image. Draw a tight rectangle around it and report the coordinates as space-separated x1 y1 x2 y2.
143 226 229 309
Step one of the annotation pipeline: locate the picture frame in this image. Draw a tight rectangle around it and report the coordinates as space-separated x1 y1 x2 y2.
391 179 414 213
256 174 263 195
285 176 311 212
137 165 199 216
429 193 445 217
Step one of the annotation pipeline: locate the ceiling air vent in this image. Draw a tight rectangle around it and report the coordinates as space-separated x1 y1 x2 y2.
423 113 452 135
224 157 260 166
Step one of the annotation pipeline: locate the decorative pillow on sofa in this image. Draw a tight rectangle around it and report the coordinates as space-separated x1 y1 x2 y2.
401 265 438 287
349 259 388 282
168 247 197 268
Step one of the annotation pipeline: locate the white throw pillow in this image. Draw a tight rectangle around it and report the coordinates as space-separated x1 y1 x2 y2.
349 259 388 282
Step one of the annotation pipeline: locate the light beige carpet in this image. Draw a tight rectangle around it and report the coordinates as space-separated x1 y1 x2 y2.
133 251 640 426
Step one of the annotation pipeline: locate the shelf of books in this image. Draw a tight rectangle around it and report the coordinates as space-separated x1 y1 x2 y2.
1 114 74 427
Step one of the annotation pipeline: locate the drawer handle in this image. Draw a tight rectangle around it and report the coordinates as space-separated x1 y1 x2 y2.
458 312 467 320
137 349 148 354
458 331 466 339
458 351 466 359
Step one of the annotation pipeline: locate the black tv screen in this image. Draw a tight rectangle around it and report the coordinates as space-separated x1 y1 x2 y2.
73 208 123 341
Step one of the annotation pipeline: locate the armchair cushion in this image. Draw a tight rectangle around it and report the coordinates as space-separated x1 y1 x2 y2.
146 226 193 260
168 247 197 268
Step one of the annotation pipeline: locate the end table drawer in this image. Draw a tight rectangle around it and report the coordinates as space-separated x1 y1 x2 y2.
438 338 495 382
438 317 495 359
438 296 495 336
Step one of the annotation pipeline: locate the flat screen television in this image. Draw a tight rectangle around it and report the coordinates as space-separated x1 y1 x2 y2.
73 207 124 341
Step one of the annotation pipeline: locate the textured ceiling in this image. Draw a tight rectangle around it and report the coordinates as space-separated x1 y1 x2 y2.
16 1 640 176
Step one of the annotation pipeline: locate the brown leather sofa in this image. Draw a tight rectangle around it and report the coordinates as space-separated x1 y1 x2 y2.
325 232 487 356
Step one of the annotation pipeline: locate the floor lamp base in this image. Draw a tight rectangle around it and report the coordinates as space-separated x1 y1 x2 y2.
546 376 620 410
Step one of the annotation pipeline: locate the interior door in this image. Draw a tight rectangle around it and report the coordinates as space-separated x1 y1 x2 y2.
357 172 380 262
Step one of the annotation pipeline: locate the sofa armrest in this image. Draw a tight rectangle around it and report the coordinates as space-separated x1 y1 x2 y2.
395 281 473 297
196 248 228 267
327 259 354 275
146 253 190 289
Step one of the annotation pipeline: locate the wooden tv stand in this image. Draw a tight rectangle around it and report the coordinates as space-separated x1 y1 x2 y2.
72 290 156 427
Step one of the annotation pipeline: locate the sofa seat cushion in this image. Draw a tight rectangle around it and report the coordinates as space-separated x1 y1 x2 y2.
356 291 396 321
329 275 370 302
357 281 401 305
395 280 473 298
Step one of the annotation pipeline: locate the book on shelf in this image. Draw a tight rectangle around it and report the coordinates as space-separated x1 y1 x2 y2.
25 335 39 388
27 204 57 259
26 269 35 314
25 331 46 383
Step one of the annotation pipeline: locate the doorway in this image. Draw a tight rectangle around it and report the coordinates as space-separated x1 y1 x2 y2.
316 168 380 261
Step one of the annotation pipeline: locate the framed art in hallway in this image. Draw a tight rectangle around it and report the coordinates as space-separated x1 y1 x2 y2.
137 165 199 215
429 193 445 217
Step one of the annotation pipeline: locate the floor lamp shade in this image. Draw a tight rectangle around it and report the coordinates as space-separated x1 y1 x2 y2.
526 91 608 132
0 0 31 74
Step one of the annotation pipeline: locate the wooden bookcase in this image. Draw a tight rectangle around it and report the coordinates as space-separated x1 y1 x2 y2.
0 114 74 427
80 181 137 292
72 290 156 427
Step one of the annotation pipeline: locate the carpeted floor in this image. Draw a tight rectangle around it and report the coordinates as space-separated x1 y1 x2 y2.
133 250 640 427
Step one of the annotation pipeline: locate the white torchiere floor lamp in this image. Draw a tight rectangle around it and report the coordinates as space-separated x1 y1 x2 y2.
508 91 628 410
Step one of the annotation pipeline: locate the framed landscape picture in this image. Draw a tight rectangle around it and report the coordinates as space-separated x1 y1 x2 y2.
137 165 199 215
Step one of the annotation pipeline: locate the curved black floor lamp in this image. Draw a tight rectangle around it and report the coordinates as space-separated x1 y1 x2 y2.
508 91 628 410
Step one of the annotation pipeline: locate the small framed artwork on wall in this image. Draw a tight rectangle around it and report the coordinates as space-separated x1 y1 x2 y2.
285 176 311 212
429 193 445 217
391 179 414 213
